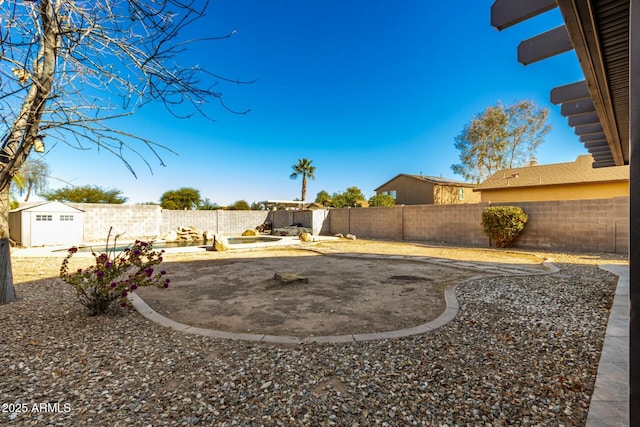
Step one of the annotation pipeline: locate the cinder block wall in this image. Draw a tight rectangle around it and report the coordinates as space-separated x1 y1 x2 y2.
347 206 404 240
403 204 487 246
70 203 161 241
216 210 270 235
327 197 629 253
161 210 219 236
72 204 269 241
501 197 629 253
270 211 293 229
71 197 629 253
270 211 309 229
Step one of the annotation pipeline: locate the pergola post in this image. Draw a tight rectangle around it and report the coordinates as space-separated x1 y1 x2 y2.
629 0 639 424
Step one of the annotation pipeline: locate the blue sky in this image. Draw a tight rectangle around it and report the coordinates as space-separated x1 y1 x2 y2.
39 0 586 205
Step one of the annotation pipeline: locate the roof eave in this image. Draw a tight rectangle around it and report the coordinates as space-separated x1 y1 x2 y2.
555 0 628 166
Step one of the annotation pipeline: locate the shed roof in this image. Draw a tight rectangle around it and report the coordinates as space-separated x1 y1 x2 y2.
375 174 476 191
474 155 628 191
10 200 85 213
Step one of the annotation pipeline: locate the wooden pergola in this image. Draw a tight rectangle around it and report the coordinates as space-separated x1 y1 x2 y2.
491 0 637 423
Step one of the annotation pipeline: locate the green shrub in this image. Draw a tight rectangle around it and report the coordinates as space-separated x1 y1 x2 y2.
482 206 528 248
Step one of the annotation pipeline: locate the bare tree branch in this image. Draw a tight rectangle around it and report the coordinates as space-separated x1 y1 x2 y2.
0 0 252 303
1 0 251 183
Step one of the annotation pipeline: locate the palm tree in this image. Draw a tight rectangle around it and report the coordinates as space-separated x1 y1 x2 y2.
289 158 316 202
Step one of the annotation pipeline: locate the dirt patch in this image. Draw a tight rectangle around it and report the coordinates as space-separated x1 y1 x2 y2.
313 239 546 265
136 249 477 337
11 240 551 337
11 256 92 284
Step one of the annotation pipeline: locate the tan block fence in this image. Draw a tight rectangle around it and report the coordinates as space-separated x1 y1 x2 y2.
327 197 628 253
70 196 629 253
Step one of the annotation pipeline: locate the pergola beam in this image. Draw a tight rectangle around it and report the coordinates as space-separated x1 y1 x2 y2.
551 80 591 104
491 0 558 31
593 161 616 168
518 26 573 65
588 146 613 154
575 123 604 136
561 98 596 116
568 111 600 127
579 132 606 143
584 141 609 149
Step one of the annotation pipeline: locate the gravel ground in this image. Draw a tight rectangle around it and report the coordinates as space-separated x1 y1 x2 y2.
0 251 625 426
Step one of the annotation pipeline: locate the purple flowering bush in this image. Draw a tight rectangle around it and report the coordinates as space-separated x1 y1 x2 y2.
60 234 170 316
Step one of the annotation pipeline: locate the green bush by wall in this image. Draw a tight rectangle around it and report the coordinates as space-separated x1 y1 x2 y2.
482 206 528 248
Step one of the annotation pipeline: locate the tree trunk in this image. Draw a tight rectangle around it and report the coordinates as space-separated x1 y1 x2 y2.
0 184 17 304
301 175 307 201
25 182 32 202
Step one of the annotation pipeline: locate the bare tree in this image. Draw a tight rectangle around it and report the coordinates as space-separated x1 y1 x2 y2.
0 0 251 303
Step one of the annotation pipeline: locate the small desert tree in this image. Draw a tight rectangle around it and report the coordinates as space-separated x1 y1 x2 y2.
227 200 251 210
160 188 202 210
451 100 550 183
315 190 331 206
0 0 250 304
369 194 395 207
199 198 221 210
41 185 127 204
330 187 366 208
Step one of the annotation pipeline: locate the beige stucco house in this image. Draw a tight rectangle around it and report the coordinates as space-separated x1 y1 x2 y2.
474 154 629 203
375 174 480 205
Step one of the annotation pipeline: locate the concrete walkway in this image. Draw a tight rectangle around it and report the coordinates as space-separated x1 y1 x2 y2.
586 264 629 427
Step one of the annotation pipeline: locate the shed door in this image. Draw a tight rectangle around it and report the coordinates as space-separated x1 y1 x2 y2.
30 213 81 246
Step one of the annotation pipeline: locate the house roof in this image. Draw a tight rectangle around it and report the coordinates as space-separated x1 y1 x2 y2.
10 200 85 213
375 174 476 191
474 155 629 192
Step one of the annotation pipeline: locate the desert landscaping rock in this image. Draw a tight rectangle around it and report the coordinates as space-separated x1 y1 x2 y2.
212 234 229 251
2 241 626 425
270 272 309 287
164 225 204 242
299 232 313 242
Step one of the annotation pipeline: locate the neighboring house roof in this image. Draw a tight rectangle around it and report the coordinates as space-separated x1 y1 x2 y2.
474 155 629 192
10 200 85 213
375 174 476 191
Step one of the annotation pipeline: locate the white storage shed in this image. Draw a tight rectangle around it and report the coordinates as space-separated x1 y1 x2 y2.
9 201 84 247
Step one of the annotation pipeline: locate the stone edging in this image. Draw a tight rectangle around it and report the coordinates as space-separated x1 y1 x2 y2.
129 253 558 344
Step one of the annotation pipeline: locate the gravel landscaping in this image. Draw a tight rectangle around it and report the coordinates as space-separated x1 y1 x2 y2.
0 248 625 426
